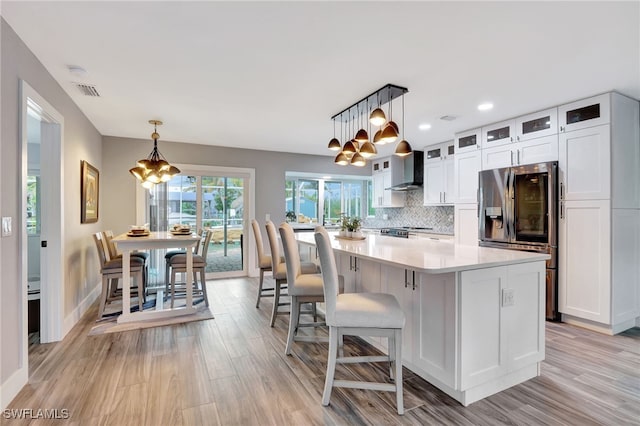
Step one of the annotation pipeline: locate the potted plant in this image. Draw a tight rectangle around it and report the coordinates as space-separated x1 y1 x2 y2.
285 210 296 223
339 213 350 237
349 216 363 239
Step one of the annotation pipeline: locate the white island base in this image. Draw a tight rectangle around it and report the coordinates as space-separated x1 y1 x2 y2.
296 233 547 406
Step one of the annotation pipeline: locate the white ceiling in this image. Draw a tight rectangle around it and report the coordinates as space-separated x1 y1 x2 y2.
2 1 639 157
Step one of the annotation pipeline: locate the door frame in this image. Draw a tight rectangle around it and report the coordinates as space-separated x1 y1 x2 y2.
136 164 257 278
20 80 65 346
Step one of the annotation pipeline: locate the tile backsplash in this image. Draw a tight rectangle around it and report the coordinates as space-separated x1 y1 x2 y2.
364 189 454 234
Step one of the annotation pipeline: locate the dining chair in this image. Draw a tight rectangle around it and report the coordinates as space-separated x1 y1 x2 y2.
264 220 318 328
103 230 148 300
165 228 203 292
251 219 274 308
93 232 145 319
167 229 213 307
314 227 406 415
278 222 328 355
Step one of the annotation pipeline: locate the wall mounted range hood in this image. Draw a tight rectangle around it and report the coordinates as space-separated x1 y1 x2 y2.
386 150 424 191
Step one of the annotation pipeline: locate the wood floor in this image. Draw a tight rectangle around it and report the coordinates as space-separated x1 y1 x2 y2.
7 276 640 425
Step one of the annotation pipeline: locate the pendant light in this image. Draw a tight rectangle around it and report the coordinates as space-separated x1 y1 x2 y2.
380 88 399 144
369 92 387 126
129 120 180 186
354 105 369 143
395 93 413 156
328 118 341 151
350 151 366 167
359 108 377 158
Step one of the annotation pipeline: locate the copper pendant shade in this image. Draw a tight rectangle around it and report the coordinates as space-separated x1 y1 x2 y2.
327 84 410 167
129 120 180 187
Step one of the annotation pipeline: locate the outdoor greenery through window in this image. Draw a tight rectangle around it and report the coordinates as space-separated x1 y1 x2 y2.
26 175 40 235
285 173 372 226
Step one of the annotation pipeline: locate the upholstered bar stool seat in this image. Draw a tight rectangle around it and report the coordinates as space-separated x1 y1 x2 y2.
314 227 406 415
265 220 320 327
168 229 212 307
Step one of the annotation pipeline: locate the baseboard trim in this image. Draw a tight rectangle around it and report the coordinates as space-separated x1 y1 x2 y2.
62 282 101 336
0 366 28 409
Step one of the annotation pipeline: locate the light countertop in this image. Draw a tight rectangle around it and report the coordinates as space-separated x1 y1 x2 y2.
295 231 549 274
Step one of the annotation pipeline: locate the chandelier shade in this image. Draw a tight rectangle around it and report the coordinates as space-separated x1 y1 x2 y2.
129 120 180 187
328 84 410 167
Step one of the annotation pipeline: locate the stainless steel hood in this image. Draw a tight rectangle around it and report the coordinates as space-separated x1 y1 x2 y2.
386 150 424 191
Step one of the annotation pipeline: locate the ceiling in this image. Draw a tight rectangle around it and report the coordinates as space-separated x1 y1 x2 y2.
2 1 639 158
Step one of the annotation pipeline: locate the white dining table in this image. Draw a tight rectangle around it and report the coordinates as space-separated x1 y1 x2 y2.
112 231 202 324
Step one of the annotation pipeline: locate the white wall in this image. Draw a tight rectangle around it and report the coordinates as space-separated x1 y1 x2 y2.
1 18 103 407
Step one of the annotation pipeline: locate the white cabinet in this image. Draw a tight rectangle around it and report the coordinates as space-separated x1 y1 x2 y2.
454 203 478 247
557 92 640 334
371 156 405 208
453 149 480 204
515 107 558 142
482 119 515 148
559 200 611 324
558 125 610 201
337 253 380 295
424 141 455 205
559 93 610 133
482 134 558 170
459 263 545 390
455 128 481 153
380 265 417 357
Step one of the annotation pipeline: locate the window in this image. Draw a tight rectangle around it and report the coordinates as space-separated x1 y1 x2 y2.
285 173 372 225
26 175 40 235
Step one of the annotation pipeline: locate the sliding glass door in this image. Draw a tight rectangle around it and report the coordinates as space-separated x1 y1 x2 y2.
146 171 248 282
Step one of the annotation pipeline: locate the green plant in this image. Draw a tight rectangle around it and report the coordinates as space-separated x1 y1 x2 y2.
340 213 350 231
348 216 362 232
285 210 296 222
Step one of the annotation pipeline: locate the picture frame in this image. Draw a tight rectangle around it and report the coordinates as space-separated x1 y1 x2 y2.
81 160 99 223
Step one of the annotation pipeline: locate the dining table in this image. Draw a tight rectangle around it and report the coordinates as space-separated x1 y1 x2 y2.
112 231 202 324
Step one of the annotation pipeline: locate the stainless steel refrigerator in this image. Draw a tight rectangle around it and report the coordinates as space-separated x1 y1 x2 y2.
478 161 559 320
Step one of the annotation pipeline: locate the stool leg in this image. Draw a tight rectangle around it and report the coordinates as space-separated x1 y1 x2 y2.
98 275 109 319
137 270 143 311
256 268 265 308
170 269 177 308
200 268 209 307
322 326 339 406
270 280 281 327
285 296 299 356
165 262 170 293
394 329 404 415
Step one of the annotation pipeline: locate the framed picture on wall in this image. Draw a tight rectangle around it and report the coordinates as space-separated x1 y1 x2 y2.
81 160 99 223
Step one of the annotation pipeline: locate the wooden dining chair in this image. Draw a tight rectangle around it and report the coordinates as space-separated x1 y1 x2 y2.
168 229 213 307
103 230 148 300
251 219 276 308
314 227 406 415
93 232 145 319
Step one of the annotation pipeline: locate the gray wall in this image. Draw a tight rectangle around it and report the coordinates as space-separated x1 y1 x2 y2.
102 136 370 234
1 19 103 385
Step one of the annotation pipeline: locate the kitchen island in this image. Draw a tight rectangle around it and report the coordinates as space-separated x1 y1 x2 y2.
295 231 549 406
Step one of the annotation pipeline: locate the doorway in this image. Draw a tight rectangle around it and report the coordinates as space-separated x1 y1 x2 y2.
20 81 64 351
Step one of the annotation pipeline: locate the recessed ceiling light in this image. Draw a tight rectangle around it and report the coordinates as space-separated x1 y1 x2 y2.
440 115 456 121
478 102 493 111
418 123 431 131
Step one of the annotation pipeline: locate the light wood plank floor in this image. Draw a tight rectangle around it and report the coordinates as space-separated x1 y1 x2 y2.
6 277 640 425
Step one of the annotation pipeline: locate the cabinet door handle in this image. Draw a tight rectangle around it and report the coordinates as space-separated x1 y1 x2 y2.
560 182 564 200
443 192 446 203
517 149 520 164
412 271 416 291
510 136 513 142
354 257 358 272
560 201 564 219
404 269 409 288
349 256 353 271
560 125 565 132
510 151 514 166
517 135 520 141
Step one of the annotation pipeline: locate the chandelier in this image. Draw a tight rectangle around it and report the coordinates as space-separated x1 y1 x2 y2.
129 120 181 189
328 84 413 166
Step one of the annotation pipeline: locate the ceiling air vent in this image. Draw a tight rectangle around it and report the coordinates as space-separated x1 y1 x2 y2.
73 83 100 97
440 115 457 121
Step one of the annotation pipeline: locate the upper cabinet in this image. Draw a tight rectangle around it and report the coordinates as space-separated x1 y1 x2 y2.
455 128 482 153
482 119 516 148
371 156 405 208
424 141 455 205
515 107 558 142
558 93 611 133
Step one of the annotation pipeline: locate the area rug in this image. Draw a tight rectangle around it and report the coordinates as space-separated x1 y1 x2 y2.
88 296 214 336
